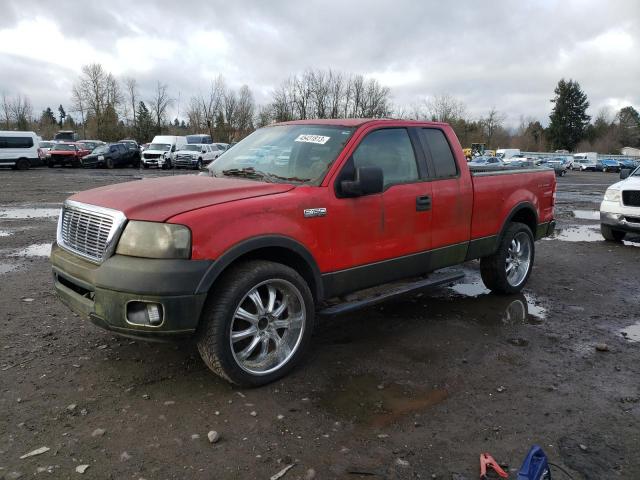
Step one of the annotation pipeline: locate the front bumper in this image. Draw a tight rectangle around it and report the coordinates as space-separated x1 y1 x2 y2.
51 243 213 339
600 206 640 233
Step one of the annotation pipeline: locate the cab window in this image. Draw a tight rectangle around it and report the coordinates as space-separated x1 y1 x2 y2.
352 128 419 187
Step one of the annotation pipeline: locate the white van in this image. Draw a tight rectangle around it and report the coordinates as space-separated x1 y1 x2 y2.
496 148 521 160
141 135 187 169
0 131 41 170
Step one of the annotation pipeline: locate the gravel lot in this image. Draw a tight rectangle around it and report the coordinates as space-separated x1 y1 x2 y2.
1 167 639 479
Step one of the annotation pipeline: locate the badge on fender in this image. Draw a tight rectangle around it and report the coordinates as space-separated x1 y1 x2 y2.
303 208 327 218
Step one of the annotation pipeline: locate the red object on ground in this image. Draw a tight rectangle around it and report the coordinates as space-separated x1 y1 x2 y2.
480 452 509 479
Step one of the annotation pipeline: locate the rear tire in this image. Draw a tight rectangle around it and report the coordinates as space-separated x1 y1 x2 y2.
601 224 625 242
15 158 30 170
480 222 535 294
197 260 315 387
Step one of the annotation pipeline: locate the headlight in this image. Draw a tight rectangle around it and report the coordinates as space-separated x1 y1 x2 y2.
604 189 621 202
116 221 191 259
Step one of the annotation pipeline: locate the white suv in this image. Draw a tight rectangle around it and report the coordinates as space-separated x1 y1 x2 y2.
600 167 640 241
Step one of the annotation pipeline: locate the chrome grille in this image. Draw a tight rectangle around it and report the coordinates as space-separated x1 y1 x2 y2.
57 201 126 263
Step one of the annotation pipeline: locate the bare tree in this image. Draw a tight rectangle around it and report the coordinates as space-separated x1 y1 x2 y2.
481 107 506 147
234 85 255 139
199 76 225 138
124 77 139 129
425 94 466 123
186 96 204 132
150 81 172 132
1 93 11 129
8 94 33 130
71 84 87 139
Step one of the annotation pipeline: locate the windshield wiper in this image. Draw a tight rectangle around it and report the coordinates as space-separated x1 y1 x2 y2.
220 168 310 184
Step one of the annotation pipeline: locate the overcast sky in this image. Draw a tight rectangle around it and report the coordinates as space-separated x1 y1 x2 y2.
0 0 638 128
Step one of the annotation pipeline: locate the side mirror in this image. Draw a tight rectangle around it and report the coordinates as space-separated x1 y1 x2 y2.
171 145 176 152
341 166 384 197
620 168 631 180
202 149 206 153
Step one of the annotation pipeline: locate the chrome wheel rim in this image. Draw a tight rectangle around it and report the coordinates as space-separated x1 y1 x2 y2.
230 279 305 375
505 232 532 287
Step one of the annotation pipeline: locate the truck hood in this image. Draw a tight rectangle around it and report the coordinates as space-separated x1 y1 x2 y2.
69 175 295 222
610 175 640 190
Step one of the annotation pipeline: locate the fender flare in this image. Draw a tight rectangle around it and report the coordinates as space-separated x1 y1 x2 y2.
195 235 324 301
499 202 538 241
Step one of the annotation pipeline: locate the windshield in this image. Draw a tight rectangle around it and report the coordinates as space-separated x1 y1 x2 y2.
182 145 202 152
148 143 171 151
208 125 355 184
93 146 108 154
40 141 54 148
54 144 76 151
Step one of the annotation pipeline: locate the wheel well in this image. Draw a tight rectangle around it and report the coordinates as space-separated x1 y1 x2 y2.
214 246 321 303
510 207 537 235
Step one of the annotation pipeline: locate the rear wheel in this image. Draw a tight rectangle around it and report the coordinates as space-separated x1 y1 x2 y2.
197 260 314 386
480 222 534 294
601 224 625 242
15 158 30 170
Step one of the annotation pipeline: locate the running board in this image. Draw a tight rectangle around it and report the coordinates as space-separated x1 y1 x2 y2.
319 270 465 316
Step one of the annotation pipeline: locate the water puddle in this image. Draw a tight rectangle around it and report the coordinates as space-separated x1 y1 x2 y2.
572 210 599 221
320 374 447 428
621 322 640 342
10 243 52 257
0 207 60 219
0 263 19 274
549 225 602 242
447 279 546 322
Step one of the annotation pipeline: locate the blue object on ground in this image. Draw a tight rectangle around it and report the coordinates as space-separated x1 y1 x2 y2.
517 445 551 480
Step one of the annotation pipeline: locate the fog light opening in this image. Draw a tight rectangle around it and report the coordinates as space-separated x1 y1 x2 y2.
127 301 164 326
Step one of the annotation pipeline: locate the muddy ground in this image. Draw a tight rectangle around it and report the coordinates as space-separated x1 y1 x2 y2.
0 167 639 480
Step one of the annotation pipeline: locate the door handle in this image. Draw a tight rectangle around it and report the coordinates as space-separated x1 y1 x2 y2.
416 195 431 211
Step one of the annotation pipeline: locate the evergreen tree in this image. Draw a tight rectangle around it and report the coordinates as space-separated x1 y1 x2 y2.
173 118 179 127
136 101 154 141
617 106 640 147
547 79 590 151
58 104 66 127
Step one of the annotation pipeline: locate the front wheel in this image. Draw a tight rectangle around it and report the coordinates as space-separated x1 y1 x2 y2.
195 159 203 170
480 222 535 294
197 260 314 387
601 224 625 242
106 158 114 169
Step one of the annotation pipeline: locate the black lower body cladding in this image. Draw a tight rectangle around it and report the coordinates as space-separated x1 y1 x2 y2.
50 243 213 338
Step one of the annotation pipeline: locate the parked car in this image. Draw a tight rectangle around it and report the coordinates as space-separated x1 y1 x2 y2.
54 130 78 142
544 157 570 176
174 144 217 169
77 140 104 153
596 159 622 173
214 142 230 152
600 165 640 241
51 118 556 386
140 143 150 152
572 158 597 171
81 143 140 168
618 159 637 170
0 130 41 170
47 142 84 168
118 139 141 162
186 134 213 145
468 156 504 167
142 135 187 169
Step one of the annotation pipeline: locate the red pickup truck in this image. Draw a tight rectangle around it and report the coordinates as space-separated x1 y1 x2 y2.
51 119 556 386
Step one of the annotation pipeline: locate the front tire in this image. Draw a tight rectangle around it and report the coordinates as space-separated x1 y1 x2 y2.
601 224 625 242
195 159 203 170
480 222 535 294
197 260 315 387
106 158 114 169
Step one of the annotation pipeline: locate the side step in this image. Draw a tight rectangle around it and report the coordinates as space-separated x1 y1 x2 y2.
319 269 465 317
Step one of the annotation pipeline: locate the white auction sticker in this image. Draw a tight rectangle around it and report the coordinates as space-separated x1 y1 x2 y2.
295 134 330 145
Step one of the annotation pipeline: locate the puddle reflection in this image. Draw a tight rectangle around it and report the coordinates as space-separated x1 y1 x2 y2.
10 243 52 257
0 207 60 219
572 210 600 220
621 322 640 342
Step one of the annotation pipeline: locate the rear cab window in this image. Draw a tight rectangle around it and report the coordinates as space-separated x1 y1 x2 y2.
417 129 458 179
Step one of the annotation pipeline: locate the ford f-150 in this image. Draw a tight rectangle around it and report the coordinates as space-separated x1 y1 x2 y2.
50 119 556 386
